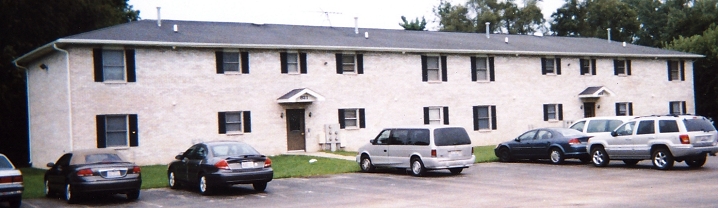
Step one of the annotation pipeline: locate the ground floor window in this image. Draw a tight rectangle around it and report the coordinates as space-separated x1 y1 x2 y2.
338 108 366 129
473 105 497 130
424 106 449 125
543 104 563 121
615 102 633 116
96 114 138 148
218 111 252 134
669 101 686 115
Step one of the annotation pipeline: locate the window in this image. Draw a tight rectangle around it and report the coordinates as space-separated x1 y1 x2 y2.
280 52 307 74
615 102 633 116
336 53 364 74
96 114 138 148
669 101 686 115
218 111 252 134
338 108 366 129
615 121 636 136
421 55 447 82
536 130 553 140
374 130 391 145
586 120 625 133
93 48 136 82
658 120 680 133
613 59 632 76
424 106 449 125
541 58 561 75
473 105 497 130
518 130 537 141
579 59 596 75
434 127 472 146
390 129 409 145
216 51 249 74
543 104 563 121
471 57 494 81
636 120 655 135
667 60 685 81
570 121 585 132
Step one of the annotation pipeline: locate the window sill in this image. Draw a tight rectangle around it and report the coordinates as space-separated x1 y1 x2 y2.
544 73 558 76
477 129 493 133
225 132 245 135
341 72 358 75
344 127 361 130
108 146 130 150
616 74 629 77
103 81 128 84
427 81 443 84
475 80 491 83
224 71 243 75
547 120 561 123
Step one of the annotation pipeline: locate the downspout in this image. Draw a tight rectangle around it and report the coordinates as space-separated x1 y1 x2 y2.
52 44 73 152
12 62 32 166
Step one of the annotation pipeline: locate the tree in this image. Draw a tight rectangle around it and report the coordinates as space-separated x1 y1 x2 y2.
434 0 475 32
435 0 546 34
550 0 639 42
0 0 139 166
399 16 427 31
550 0 587 36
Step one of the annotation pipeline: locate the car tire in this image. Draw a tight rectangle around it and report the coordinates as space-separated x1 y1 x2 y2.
449 168 463 174
591 147 610 167
409 158 425 177
685 154 707 168
360 155 375 172
44 179 53 197
9 198 21 208
168 170 181 189
652 148 674 170
126 189 140 200
623 160 640 166
253 182 268 192
549 148 564 164
497 147 512 162
64 183 78 204
198 174 212 195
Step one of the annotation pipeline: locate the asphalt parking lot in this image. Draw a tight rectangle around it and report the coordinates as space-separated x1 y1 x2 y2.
14 157 718 208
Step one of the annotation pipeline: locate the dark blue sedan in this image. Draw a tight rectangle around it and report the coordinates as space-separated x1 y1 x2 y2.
494 128 592 164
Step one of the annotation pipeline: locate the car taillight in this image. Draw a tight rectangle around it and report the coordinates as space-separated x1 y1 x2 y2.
215 160 230 170
471 147 475 155
76 168 93 177
431 149 437 157
264 157 272 168
568 138 580 145
14 176 22 183
680 135 690 144
0 176 9 183
132 166 141 174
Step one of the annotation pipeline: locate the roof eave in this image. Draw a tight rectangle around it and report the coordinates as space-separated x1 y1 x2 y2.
12 41 63 67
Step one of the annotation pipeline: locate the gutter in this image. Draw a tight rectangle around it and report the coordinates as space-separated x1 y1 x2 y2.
52 44 73 152
11 62 32 166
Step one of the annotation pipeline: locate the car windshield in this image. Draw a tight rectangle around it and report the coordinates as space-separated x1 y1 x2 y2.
434 127 471 146
211 143 260 157
586 120 625 133
0 156 13 169
554 128 587 138
683 118 716 132
85 153 124 164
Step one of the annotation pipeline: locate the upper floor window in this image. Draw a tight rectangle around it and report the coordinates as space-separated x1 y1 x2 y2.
421 55 447 82
280 52 307 74
472 57 495 82
541 58 561 75
579 58 596 75
216 51 249 74
473 105 497 130
667 60 685 81
669 101 686 115
336 53 364 74
218 111 252 134
338 108 366 129
615 102 633 116
613 59 632 76
96 114 138 148
424 106 449 125
93 48 136 82
543 104 563 121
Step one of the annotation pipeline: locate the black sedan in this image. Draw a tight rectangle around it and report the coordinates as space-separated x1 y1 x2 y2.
44 149 142 204
494 128 592 164
167 141 273 195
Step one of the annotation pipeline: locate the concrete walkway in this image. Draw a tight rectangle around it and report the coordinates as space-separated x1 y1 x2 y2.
282 151 356 161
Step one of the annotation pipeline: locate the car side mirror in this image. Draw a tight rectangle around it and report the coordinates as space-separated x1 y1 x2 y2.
370 139 375 144
175 154 184 160
46 162 55 168
514 138 520 142
611 131 618 137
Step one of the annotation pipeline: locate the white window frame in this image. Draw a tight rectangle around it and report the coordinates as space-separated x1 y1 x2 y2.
546 104 558 121
342 54 357 74
105 115 129 147
223 51 240 73
668 60 680 81
580 58 592 75
617 102 630 116
102 49 126 82
543 57 557 74
615 59 628 76
426 56 441 82
225 111 244 134
286 52 299 74
669 101 684 115
476 106 492 130
428 106 442 125
475 57 488 81
343 108 360 129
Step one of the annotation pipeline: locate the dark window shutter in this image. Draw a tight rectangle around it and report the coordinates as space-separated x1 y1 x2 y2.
335 53 343 74
443 106 449 125
357 54 364 74
628 103 634 116
681 101 687 114
490 106 497 130
470 57 477 82
441 56 448 82
616 103 621 116
300 53 308 74
125 50 136 82
93 48 103 82
338 109 346 129
421 56 428 82
580 59 586 75
218 112 226 134
96 115 106 148
541 58 547 75
626 60 632 75
543 105 549 121
129 114 138 147
280 52 288 74
613 60 619 75
243 111 251 133
558 104 564 120
423 107 430 125
680 60 685 81
472 106 479 130
591 59 596 75
489 57 495 81
667 61 672 81
241 52 250 74
359 108 366 128
555 58 561 75
669 103 674 114
216 51 224 74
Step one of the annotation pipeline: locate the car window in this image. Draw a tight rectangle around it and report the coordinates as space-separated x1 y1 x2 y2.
194 146 208 159
684 118 717 132
615 121 636 136
56 153 72 167
407 129 430 145
374 130 391 145
211 143 260 157
182 146 197 157
85 153 124 164
659 120 680 133
0 156 13 169
586 120 625 133
536 130 553 140
570 121 585 132
390 129 409 145
636 120 655 135
434 127 472 146
518 130 537 141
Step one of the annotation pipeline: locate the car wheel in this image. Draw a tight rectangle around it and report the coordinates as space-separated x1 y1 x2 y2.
449 168 463 174
685 154 707 168
549 148 564 164
168 171 181 189
652 148 674 170
126 189 140 200
253 182 268 192
497 147 512 162
9 198 21 208
64 183 78 204
591 147 610 167
198 174 212 195
360 155 375 172
410 158 425 177
622 159 640 166
44 179 53 197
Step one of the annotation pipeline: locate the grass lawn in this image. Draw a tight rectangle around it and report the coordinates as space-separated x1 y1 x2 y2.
474 145 499 163
321 150 358 157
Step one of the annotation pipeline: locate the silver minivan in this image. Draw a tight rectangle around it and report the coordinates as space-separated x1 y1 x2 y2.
356 126 475 176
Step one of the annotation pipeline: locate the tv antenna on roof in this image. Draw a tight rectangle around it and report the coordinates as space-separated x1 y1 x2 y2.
316 8 342 27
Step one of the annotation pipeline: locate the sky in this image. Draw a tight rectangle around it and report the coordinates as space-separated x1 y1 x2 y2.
128 0 565 31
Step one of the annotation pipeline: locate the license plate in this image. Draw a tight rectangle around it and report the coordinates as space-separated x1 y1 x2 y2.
449 150 462 157
699 136 711 142
241 162 255 169
106 170 121 178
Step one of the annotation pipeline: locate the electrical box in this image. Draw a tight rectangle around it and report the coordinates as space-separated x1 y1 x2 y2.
324 124 341 152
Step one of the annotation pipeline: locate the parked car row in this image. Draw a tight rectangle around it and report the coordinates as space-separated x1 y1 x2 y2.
0 153 23 208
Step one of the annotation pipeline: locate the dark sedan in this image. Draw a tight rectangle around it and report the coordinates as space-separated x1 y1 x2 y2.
167 141 273 195
44 149 142 204
494 128 592 164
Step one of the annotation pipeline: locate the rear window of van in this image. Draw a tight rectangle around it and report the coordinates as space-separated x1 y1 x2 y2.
434 127 471 146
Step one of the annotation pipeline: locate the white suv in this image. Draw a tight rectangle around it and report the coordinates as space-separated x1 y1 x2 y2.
587 115 718 170
569 116 634 137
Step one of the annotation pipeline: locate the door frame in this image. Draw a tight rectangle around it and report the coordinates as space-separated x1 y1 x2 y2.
285 108 306 151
